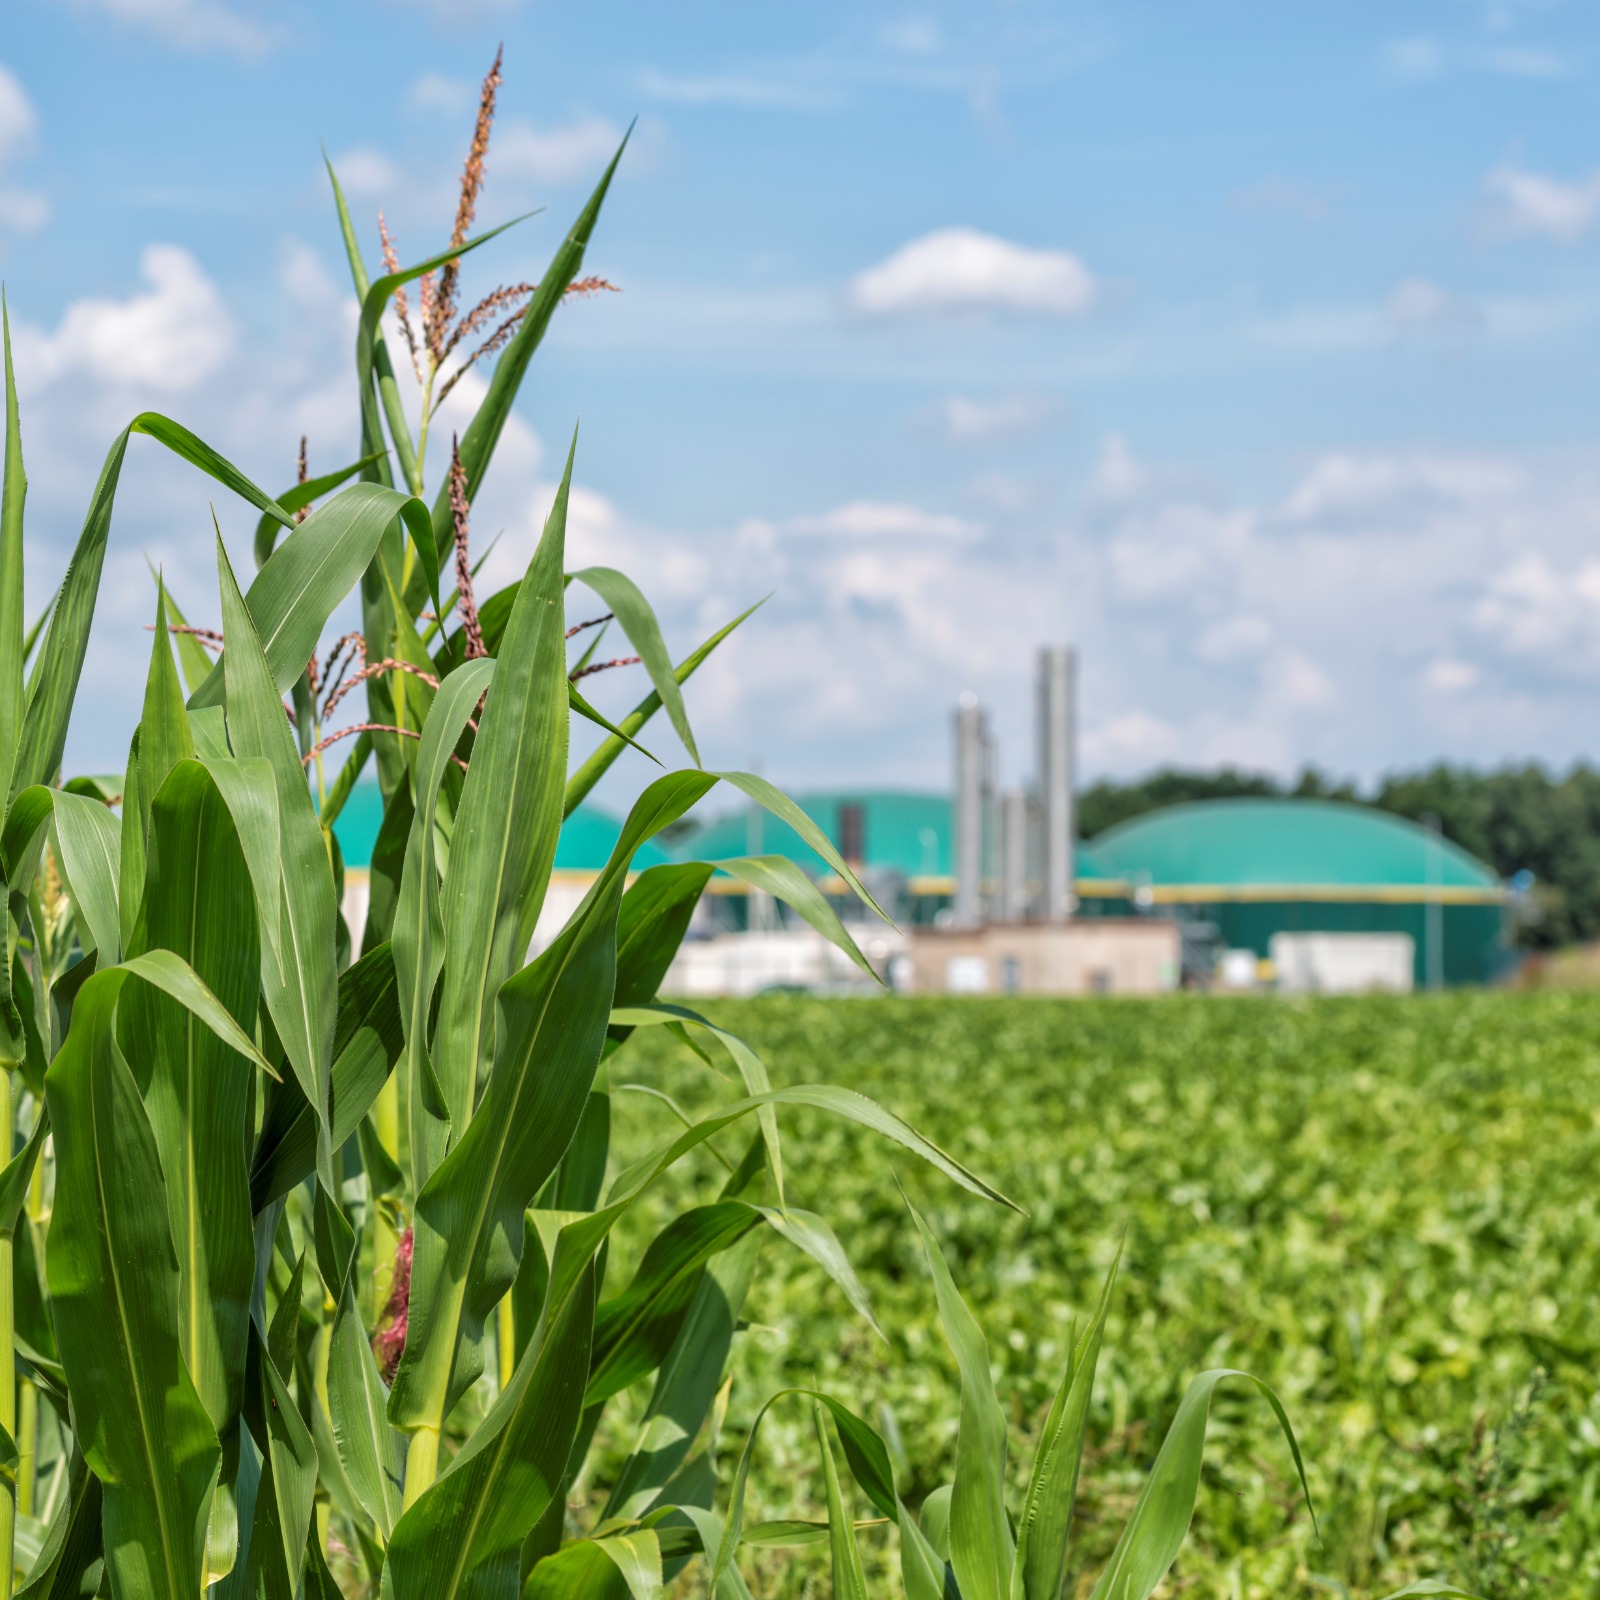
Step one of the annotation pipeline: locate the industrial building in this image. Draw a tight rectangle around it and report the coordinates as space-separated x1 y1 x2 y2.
1091 798 1508 989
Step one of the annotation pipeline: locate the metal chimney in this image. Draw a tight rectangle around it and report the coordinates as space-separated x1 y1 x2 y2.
998 789 1029 922
1036 647 1077 922
952 694 991 927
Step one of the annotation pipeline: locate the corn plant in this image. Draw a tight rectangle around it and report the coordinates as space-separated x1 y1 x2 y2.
0 54 1023 1600
710 1202 1477 1600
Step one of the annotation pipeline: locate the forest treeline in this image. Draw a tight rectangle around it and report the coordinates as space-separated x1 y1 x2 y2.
1079 764 1600 950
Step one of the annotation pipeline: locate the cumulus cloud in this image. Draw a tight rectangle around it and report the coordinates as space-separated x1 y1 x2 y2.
326 148 401 201
0 62 48 235
493 117 627 185
741 501 978 543
1382 36 1444 81
848 228 1096 318
1486 162 1600 242
925 390 1056 443
66 0 280 56
409 73 474 114
1282 450 1518 523
17 245 234 393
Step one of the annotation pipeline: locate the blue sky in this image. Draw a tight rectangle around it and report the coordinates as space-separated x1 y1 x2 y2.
4 0 1600 800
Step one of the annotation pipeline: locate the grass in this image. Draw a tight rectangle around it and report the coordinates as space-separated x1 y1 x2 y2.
597 992 1600 1598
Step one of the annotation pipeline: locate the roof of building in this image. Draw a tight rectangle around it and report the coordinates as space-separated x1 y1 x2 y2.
1090 798 1503 903
677 788 1122 890
331 783 673 874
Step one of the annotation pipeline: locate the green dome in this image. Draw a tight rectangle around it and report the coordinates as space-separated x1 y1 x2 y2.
329 782 670 874
676 789 1122 888
1092 798 1501 900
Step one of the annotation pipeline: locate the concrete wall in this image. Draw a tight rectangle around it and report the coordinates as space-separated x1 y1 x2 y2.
909 919 1180 996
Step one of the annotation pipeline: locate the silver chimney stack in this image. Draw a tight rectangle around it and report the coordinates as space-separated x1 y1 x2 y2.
1036 647 1077 922
952 694 991 927
998 789 1029 922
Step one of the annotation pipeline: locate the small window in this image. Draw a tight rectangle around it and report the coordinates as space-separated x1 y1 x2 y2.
1089 969 1112 995
946 956 989 994
1000 955 1022 994
838 801 866 864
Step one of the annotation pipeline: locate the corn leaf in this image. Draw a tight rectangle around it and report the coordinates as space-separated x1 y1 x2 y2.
570 566 697 764
815 1403 870 1600
908 1197 1014 1600
215 533 337 1184
120 761 261 1471
14 415 285 799
44 969 222 1600
385 1260 597 1600
425 437 576 1172
711 854 876 976
253 454 385 568
391 656 495 1192
1013 1246 1119 1600
565 601 761 816
327 1269 405 1538
50 791 121 964
390 767 715 1431
1085 1369 1312 1600
243 1321 317 1600
14 1451 102 1600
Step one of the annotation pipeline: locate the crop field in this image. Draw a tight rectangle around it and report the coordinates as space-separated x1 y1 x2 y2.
597 992 1600 1598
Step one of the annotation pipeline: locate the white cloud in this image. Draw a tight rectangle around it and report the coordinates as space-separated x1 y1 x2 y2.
1382 36 1444 81
18 245 234 393
1472 553 1600 661
327 148 401 201
1480 46 1567 79
1425 658 1479 693
1282 450 1518 522
0 63 48 235
494 117 626 185
1385 278 1483 345
66 0 280 56
1233 178 1333 222
1486 162 1600 242
409 73 474 114
848 228 1096 318
638 69 837 112
744 500 978 542
926 390 1055 443
1197 614 1272 662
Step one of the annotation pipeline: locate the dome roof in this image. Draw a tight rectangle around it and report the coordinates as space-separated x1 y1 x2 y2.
1091 798 1501 900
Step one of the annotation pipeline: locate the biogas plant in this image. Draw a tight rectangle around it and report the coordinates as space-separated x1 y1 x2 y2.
334 648 1509 999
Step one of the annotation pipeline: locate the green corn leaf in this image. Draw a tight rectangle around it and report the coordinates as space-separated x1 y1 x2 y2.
389 767 716 1432
524 1531 664 1600
756 1205 880 1337
717 771 892 924
14 1451 102 1600
43 969 222 1600
603 1229 763 1524
1013 1245 1120 1600
565 601 762 816
50 790 121 964
13 415 287 800
569 678 660 765
326 1269 405 1538
0 1106 48 1235
608 863 716 1039
134 581 195 851
586 1202 762 1407
149 575 217 699
253 453 386 568
119 763 261 1483
425 436 576 1172
195 754 284 972
385 1259 597 1600
1085 1369 1313 1600
429 133 628 554
391 656 495 1192
711 854 877 977
216 531 338 1183
358 778 413 955
248 941 403 1212
190 482 438 711
1 293 26 807
908 1197 1014 1600
674 1507 756 1600
570 566 697 764
815 1402 870 1600
242 1321 317 1600
322 152 400 492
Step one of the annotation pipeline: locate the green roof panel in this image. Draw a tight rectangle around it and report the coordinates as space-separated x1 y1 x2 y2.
1091 798 1499 892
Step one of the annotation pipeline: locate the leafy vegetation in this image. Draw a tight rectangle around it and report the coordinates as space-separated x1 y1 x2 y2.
603 993 1597 1598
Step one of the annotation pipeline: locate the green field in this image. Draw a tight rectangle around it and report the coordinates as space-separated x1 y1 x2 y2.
595 993 1600 1598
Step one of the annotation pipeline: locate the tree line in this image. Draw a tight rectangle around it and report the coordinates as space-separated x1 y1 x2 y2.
1078 764 1600 950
